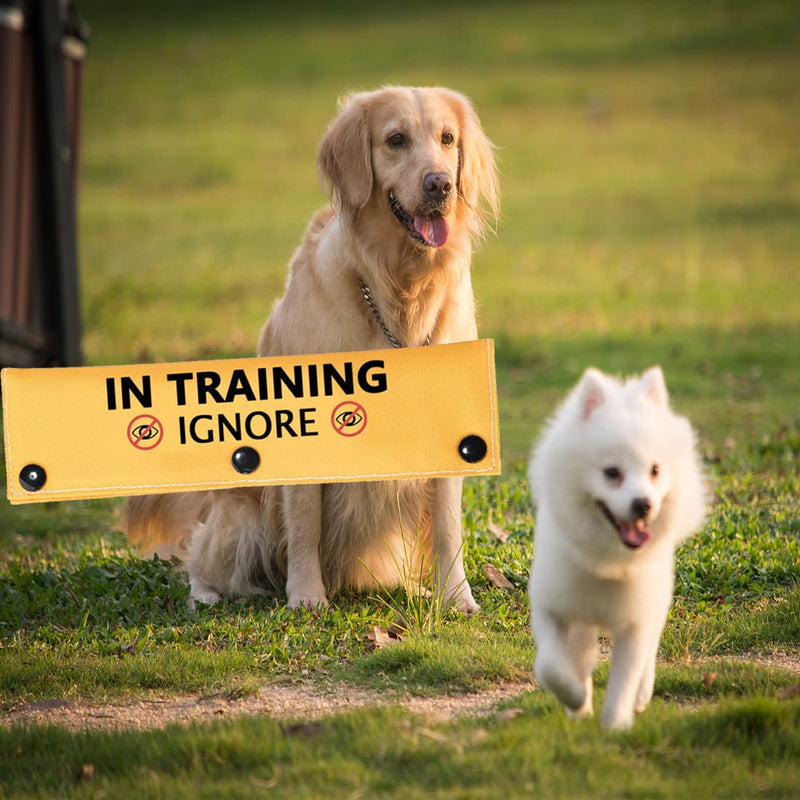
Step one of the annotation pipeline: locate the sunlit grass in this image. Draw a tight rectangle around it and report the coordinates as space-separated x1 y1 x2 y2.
1 0 798 795
75 1 799 363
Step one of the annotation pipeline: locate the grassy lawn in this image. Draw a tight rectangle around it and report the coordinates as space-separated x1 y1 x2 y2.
1 0 799 796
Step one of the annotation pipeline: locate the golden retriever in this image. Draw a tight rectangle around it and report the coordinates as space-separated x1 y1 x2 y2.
125 86 500 610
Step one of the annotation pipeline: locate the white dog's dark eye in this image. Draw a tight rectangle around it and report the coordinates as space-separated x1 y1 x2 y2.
651 463 660 478
387 132 407 148
603 466 622 481
441 131 454 146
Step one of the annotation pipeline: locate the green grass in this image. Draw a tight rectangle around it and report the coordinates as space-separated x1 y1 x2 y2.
2 0 800 796
74 0 800 367
1 691 799 798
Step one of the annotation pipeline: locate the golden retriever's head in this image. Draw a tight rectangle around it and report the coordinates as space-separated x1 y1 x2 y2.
318 86 499 250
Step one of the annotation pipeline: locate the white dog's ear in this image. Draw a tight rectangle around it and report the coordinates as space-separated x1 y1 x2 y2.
577 367 606 420
639 366 669 407
317 92 373 215
444 89 500 237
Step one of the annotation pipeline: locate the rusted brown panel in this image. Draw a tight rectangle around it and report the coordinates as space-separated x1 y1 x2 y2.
0 11 25 321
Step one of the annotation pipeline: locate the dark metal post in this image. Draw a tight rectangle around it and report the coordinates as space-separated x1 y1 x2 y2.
32 0 82 366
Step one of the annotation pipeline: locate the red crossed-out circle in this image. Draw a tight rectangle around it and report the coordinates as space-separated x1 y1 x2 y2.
127 414 163 450
331 401 367 437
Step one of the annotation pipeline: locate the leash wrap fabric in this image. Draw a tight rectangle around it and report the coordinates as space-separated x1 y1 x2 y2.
3 340 500 504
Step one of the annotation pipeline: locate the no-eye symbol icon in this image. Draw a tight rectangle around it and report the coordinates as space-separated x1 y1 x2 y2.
331 401 367 437
127 414 163 450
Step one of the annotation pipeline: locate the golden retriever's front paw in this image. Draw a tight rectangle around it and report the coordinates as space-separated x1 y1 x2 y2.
286 575 328 609
189 578 222 607
449 586 480 615
287 591 329 609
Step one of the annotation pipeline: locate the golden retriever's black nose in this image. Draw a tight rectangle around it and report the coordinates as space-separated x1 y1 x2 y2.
423 172 453 200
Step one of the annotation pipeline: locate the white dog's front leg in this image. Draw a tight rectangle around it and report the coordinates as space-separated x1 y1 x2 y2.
634 630 662 714
564 622 598 718
431 477 478 613
533 609 590 712
602 627 652 729
282 484 328 608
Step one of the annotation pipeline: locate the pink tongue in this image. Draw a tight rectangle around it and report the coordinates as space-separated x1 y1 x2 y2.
414 214 449 247
619 520 650 549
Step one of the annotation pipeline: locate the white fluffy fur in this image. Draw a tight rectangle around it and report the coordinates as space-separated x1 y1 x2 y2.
528 366 707 729
125 87 499 611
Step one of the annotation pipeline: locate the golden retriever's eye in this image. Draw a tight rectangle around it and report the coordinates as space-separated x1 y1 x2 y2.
651 463 660 479
387 132 407 148
441 131 454 147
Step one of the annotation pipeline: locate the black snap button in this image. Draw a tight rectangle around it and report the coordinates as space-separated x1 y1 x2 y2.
232 446 260 475
458 435 487 464
19 464 47 492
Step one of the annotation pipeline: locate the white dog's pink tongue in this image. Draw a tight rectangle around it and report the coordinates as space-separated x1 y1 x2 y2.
619 520 650 549
414 213 449 247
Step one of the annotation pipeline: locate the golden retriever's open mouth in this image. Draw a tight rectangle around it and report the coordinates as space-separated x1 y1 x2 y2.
389 191 449 248
596 501 651 549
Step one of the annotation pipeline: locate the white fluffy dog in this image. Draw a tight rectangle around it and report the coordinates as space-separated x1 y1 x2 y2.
528 366 706 729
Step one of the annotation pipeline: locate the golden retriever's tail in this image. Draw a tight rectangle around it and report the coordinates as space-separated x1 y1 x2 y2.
123 493 211 559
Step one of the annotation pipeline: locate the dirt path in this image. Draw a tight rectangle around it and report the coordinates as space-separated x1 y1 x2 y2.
1 680 536 732
3 651 797 733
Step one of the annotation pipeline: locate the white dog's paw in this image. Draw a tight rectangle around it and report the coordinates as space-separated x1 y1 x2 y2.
189 579 222 607
566 677 594 718
566 704 594 720
535 657 587 712
634 692 653 715
601 705 635 730
635 673 656 714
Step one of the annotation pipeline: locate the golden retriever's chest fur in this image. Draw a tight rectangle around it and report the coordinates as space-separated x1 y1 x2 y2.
270 480 433 593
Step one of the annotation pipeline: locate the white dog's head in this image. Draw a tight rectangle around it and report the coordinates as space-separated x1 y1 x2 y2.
577 367 675 549
531 366 706 556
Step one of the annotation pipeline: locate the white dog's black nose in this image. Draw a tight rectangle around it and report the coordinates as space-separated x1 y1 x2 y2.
423 171 453 200
631 497 652 519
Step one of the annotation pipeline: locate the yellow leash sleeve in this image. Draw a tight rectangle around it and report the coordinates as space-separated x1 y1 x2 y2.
3 339 500 504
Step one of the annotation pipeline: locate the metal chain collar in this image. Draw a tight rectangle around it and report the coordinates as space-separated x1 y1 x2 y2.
357 277 431 349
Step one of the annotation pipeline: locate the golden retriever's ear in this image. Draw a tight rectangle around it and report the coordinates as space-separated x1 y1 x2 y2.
317 93 373 215
448 91 500 237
